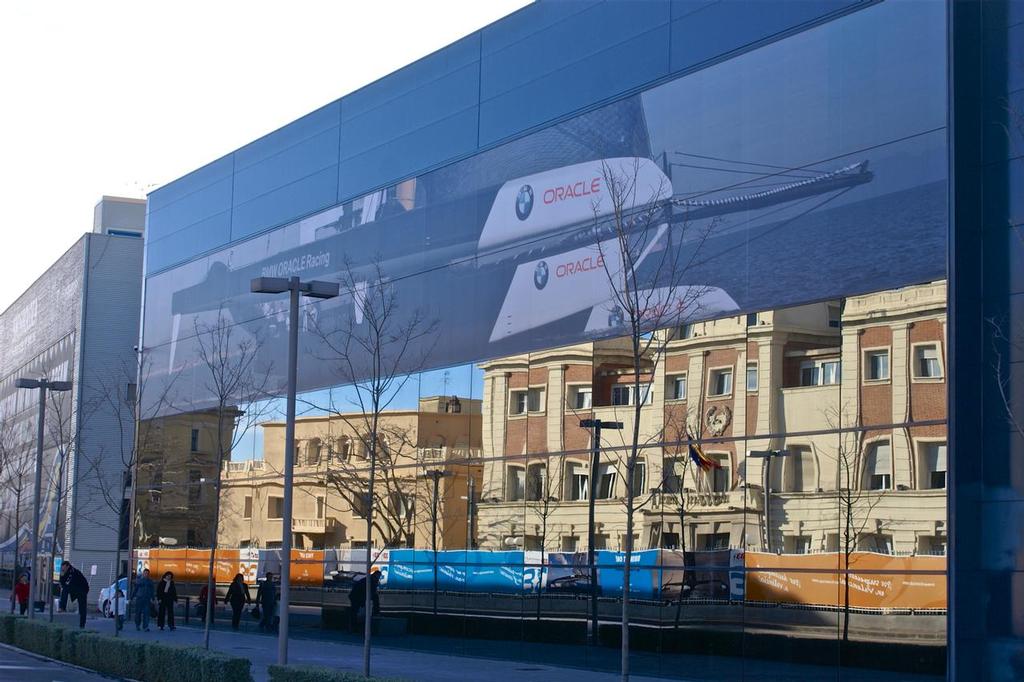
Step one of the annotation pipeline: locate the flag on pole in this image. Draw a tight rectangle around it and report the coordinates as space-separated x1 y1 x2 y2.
688 439 721 472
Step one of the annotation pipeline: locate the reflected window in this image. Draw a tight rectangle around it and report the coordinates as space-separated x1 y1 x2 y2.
784 535 812 554
306 439 322 466
708 368 733 396
679 323 695 339
567 462 589 501
913 344 944 379
800 359 840 386
746 312 759 327
561 536 580 552
611 384 652 406
864 349 890 381
569 385 592 410
316 496 325 519
827 303 842 329
268 496 284 519
510 387 544 415
243 496 252 519
526 463 547 501
190 428 199 452
784 446 816 492
188 469 202 504
506 466 526 502
630 460 646 497
864 441 892 490
860 533 894 554
707 455 729 492
918 534 947 555
919 442 947 489
699 532 729 550
595 463 617 499
746 363 758 392
668 374 687 401
663 458 684 494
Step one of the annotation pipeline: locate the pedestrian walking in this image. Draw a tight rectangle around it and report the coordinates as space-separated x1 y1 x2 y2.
156 571 177 631
197 583 212 623
347 567 382 632
13 573 29 615
114 588 127 631
130 568 155 632
224 573 251 630
255 572 277 633
61 562 90 628
225 573 251 630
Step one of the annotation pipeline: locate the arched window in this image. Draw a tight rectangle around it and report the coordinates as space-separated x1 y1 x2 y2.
506 466 526 502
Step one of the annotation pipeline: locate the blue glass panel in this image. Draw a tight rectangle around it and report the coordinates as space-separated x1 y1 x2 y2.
481 0 597 55
145 210 231 273
145 175 233 243
146 155 232 229
480 0 669 101
479 24 669 146
230 165 339 240
341 33 480 120
234 100 341 171
339 63 480 159
233 126 340 206
338 108 478 202
669 0 863 73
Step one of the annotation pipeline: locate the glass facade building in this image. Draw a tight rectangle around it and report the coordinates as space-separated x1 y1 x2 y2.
133 1 1023 679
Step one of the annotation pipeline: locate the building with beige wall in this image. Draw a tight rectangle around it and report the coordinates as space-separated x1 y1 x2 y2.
475 281 948 557
218 397 482 551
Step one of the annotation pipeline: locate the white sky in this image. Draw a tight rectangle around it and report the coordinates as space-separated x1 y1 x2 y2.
0 0 531 312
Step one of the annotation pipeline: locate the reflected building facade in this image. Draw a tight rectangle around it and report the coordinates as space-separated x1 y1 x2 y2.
132 0 1024 677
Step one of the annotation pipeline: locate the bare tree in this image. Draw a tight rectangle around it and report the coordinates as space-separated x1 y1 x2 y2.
591 158 717 681
0 416 33 590
192 311 272 649
313 257 438 678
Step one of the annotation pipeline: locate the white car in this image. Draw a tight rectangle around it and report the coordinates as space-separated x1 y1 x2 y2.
96 577 129 617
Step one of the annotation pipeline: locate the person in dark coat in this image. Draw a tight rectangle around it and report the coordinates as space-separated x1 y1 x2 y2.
224 573 251 630
156 571 178 631
348 568 381 631
13 573 29 615
255 572 277 632
61 562 90 628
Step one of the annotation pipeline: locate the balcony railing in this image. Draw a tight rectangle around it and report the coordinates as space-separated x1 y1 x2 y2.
418 446 482 461
653 488 763 513
223 460 266 474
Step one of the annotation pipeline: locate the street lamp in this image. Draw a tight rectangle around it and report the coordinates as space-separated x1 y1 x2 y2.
579 418 622 646
250 276 339 665
420 468 451 616
15 377 72 619
748 450 789 552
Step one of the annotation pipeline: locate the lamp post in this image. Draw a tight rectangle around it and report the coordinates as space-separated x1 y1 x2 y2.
579 418 622 646
748 450 788 552
15 377 72 619
420 468 450 616
250 276 338 665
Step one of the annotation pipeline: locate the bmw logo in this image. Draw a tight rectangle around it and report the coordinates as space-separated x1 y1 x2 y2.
516 184 534 221
534 261 549 290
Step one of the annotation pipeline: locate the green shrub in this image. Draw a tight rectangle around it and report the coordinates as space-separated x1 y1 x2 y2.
0 614 15 644
1 618 251 682
268 663 407 682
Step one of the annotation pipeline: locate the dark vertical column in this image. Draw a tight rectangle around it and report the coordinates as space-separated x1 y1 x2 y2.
950 1 1024 679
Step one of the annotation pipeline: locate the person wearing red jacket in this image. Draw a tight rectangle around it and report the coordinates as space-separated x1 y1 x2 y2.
13 573 29 615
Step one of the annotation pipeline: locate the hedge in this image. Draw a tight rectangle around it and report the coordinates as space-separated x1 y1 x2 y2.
268 664 408 682
0 614 251 682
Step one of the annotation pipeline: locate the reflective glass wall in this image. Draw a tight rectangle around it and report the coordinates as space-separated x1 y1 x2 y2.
133 1 949 679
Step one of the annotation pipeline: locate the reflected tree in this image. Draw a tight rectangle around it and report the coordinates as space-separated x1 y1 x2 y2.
313 256 438 678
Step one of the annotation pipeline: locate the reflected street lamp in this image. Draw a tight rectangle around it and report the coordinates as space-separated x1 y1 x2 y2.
748 450 788 552
420 468 451 616
15 377 72 619
251 276 338 665
579 418 622 646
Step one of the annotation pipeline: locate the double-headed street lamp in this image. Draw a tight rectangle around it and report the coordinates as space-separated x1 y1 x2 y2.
251 276 339 665
15 377 72 619
579 418 622 646
748 449 788 552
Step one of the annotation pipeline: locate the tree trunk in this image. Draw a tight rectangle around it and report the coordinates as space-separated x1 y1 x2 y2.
362 413 379 678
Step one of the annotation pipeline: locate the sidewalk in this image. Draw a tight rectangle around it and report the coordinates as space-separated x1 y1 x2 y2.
1 588 942 682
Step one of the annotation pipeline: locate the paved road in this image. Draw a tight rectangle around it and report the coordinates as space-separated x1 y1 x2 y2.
0 644 111 682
